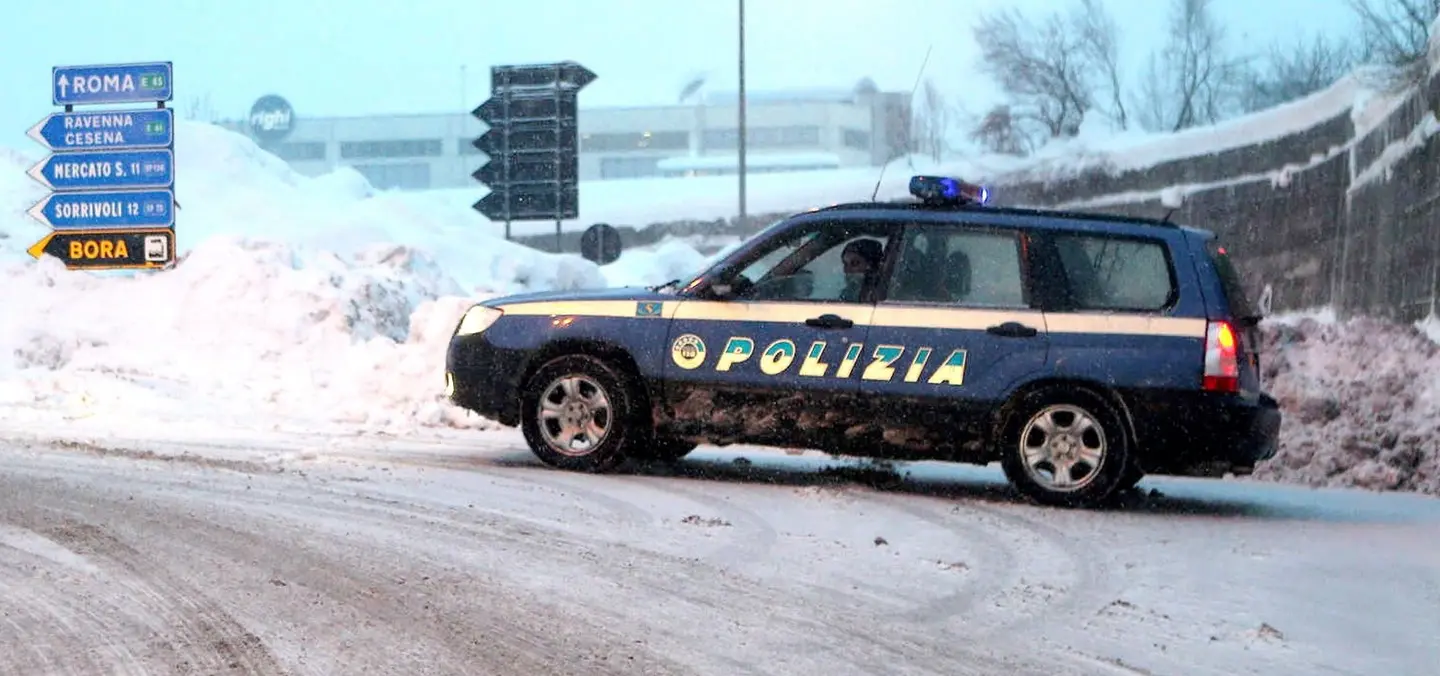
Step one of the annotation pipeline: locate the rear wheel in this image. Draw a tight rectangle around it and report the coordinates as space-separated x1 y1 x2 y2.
999 388 1132 508
520 355 643 473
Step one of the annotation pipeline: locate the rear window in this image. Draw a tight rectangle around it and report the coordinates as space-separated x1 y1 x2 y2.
1051 233 1175 312
1206 242 1258 319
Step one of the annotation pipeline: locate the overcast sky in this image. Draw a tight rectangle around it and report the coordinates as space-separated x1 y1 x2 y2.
0 0 1362 151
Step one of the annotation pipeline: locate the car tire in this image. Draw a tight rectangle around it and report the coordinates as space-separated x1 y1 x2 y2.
999 387 1132 508
1116 463 1145 492
519 354 643 473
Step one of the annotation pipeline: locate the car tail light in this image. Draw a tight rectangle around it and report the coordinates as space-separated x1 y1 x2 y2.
1203 320 1240 393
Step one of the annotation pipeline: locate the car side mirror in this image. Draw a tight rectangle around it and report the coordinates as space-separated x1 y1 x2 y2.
710 283 734 299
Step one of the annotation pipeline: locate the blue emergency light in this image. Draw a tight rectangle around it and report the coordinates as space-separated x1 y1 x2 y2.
909 175 991 206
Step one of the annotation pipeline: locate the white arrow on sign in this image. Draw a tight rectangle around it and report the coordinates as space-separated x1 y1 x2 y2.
25 157 55 190
56 74 69 98
25 116 51 151
26 194 54 227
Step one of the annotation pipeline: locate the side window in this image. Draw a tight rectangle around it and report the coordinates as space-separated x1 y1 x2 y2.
725 221 891 303
885 226 1028 308
1051 233 1174 311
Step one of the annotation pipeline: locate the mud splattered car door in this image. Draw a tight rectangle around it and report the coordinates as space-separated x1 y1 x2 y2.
856 220 1051 457
658 216 894 451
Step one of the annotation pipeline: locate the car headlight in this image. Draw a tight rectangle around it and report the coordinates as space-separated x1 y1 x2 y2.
455 306 504 336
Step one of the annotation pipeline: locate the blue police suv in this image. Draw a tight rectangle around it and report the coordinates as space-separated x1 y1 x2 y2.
445 175 1281 508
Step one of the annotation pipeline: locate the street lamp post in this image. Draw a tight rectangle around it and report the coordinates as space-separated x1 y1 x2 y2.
737 0 747 225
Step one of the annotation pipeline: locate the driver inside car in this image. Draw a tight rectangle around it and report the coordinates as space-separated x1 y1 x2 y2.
839 238 884 302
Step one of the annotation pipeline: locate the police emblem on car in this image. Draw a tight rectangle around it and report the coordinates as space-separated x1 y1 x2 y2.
443 174 1281 509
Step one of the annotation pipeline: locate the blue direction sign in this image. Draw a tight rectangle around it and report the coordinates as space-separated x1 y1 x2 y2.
28 149 174 191
53 61 173 106
27 108 173 152
28 189 175 230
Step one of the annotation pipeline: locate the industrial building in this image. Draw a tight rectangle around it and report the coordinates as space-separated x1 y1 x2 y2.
219 86 913 191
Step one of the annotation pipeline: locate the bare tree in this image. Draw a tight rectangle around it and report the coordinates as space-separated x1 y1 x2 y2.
1135 0 1248 132
1071 0 1128 130
1347 0 1440 88
971 0 1130 149
1241 34 1361 112
969 105 1030 156
972 6 1092 143
185 93 218 123
912 79 950 162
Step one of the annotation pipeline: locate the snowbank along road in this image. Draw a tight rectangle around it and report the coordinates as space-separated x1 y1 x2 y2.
0 429 1437 675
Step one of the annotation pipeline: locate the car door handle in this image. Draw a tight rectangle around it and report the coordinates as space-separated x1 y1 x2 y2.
805 314 854 329
986 321 1039 338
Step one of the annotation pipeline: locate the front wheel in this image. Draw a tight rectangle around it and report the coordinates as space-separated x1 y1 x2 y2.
999 388 1132 508
519 355 644 473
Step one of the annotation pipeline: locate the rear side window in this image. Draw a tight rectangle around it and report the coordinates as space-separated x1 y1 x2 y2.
1051 233 1175 312
1206 241 1258 319
885 226 1028 308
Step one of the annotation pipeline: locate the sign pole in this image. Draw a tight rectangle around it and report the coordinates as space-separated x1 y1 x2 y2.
737 0 748 226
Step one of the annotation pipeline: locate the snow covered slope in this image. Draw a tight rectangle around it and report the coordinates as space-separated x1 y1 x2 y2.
0 122 670 433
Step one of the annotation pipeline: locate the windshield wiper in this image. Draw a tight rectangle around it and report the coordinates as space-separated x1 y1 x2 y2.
650 278 682 292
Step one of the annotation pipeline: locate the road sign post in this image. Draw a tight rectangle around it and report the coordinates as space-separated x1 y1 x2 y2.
29 61 176 271
580 223 622 265
471 61 595 251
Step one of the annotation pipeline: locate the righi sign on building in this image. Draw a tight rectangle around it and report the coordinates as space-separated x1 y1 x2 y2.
248 94 294 145
27 228 174 271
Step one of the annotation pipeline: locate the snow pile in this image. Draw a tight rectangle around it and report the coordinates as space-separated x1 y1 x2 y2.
598 238 709 288
1255 316 1440 494
0 121 617 433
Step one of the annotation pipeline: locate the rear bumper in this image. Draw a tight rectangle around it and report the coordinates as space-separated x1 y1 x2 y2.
445 333 531 427
1127 390 1282 476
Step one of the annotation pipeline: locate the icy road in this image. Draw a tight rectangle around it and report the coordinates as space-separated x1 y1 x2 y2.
0 429 1437 675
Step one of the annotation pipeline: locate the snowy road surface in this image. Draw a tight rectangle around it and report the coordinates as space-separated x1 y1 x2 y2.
0 430 1437 676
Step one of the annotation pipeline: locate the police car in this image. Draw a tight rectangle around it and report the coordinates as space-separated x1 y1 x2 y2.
445 175 1281 508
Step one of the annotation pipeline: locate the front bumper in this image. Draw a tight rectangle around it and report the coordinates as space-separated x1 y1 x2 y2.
445 333 531 427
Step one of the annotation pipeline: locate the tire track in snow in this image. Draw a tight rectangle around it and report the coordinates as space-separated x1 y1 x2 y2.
328 445 663 531
869 492 1128 637
0 510 287 675
602 472 782 569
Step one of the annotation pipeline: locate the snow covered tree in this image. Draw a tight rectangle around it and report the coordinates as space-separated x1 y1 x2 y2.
912 79 950 162
186 93 219 123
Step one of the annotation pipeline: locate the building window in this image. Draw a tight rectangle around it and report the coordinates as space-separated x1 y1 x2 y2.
271 141 327 161
339 139 444 159
599 156 660 179
458 138 485 155
350 162 432 190
842 128 870 150
581 131 688 152
751 125 821 148
702 126 823 150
